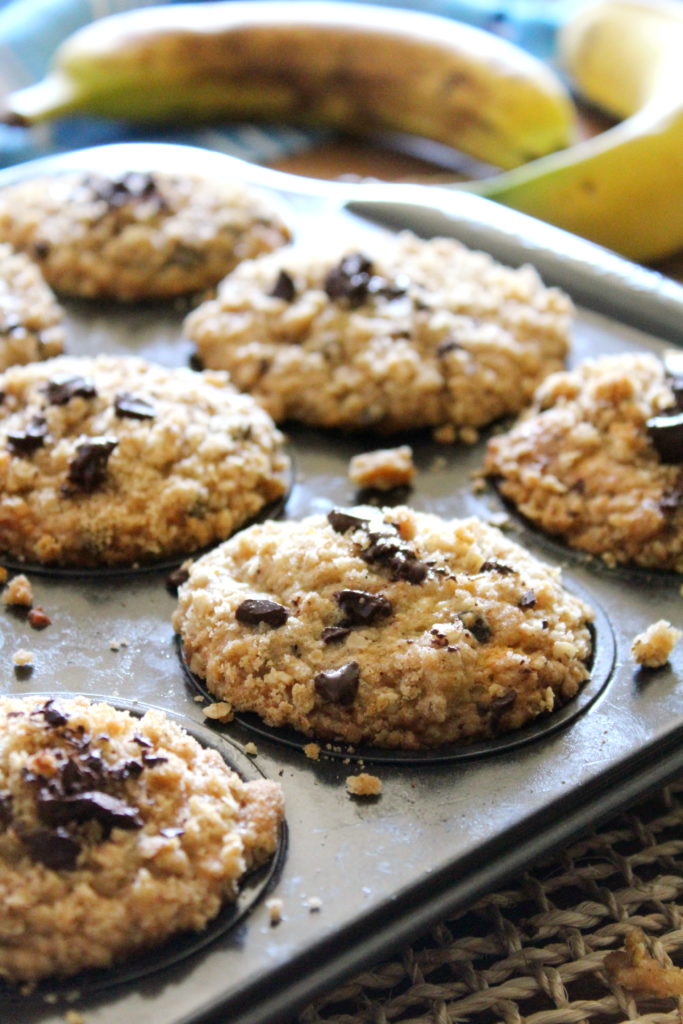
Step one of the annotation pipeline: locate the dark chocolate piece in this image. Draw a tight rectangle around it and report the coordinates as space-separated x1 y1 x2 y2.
45 375 97 405
236 598 288 628
7 415 48 455
324 253 374 305
479 560 515 575
64 438 118 492
314 661 360 705
321 625 351 644
114 392 156 420
327 509 369 534
0 790 12 830
19 826 81 871
38 698 69 728
269 269 296 302
647 410 683 463
361 530 428 585
459 612 492 643
36 790 143 832
519 589 537 609
335 589 393 626
166 566 190 594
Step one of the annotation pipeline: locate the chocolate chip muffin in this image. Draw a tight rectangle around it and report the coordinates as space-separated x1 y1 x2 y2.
0 354 289 567
0 242 65 370
484 352 683 572
0 170 291 302
173 506 594 749
184 231 572 435
0 694 284 983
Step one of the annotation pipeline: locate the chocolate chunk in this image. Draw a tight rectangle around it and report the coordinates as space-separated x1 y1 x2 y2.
479 560 515 575
236 598 288 628
166 565 190 594
89 171 164 209
64 438 118 493
45 375 97 405
108 759 145 782
0 790 12 830
647 410 683 463
479 689 517 725
59 754 105 794
7 415 48 455
38 698 69 728
269 269 296 302
321 625 351 644
327 509 369 534
335 589 393 626
518 589 537 609
314 661 360 704
36 790 143 832
114 392 156 420
361 530 428 584
141 754 168 768
133 733 152 749
324 253 374 305
19 826 81 870
459 612 492 643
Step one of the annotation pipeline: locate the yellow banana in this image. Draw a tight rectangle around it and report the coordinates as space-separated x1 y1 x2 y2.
462 0 683 264
0 0 576 170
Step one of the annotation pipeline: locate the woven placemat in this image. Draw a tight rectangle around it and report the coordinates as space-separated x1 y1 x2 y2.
299 779 683 1024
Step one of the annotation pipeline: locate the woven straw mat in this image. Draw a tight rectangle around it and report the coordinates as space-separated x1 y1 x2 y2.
297 779 683 1024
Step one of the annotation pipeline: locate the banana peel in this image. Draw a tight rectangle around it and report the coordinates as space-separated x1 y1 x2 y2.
0 0 577 172
460 0 683 264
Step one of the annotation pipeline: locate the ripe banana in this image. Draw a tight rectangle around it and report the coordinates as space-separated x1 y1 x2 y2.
0 0 577 171
462 0 683 264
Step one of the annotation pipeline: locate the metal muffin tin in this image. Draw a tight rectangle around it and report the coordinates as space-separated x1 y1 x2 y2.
1 143 683 1024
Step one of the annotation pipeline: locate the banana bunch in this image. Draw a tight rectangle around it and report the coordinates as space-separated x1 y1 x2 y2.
463 0 683 263
0 0 576 171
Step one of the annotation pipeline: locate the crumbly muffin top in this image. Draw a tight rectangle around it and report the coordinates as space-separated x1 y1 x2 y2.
0 694 284 983
0 242 65 370
174 505 594 749
0 170 291 302
0 354 289 567
184 231 572 435
485 352 683 572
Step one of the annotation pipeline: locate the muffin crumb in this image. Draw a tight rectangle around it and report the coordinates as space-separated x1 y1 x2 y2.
631 619 682 668
346 773 382 797
3 573 33 607
202 701 234 722
348 446 415 491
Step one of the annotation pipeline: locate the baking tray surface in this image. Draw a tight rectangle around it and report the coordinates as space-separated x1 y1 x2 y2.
0 143 682 1024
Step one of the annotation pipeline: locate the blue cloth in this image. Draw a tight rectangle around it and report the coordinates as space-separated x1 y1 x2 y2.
0 0 581 169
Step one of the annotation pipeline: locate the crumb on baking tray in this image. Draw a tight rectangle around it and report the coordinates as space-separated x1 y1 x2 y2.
631 619 682 668
27 606 51 630
348 445 415 491
306 896 323 912
202 701 234 722
2 573 33 607
64 1011 86 1024
605 928 683 996
244 741 258 756
12 648 34 667
265 897 284 925
346 773 382 797
303 742 321 761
